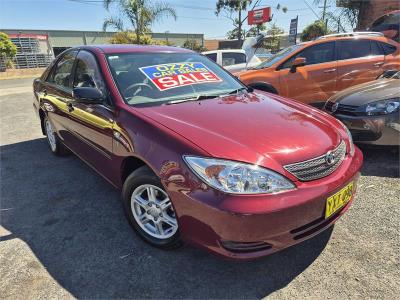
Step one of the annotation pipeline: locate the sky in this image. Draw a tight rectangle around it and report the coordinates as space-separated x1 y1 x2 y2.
0 0 339 39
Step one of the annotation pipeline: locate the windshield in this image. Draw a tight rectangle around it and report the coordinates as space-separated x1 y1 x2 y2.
106 52 244 106
253 44 302 69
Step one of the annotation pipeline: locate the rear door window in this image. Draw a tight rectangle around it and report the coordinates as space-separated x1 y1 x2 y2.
47 50 78 89
371 41 384 55
221 52 246 66
337 40 375 60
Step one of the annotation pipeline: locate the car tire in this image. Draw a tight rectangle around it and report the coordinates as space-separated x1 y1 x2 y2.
122 166 182 250
43 116 69 156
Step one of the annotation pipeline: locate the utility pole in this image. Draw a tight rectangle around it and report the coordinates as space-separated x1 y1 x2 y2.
322 0 328 21
319 0 330 32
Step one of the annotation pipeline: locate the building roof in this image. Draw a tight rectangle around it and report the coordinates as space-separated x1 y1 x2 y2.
82 44 194 54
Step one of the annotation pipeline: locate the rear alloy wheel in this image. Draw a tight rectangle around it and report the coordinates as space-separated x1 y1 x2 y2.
44 116 68 156
122 166 182 249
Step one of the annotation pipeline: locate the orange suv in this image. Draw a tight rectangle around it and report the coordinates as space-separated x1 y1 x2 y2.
238 33 400 107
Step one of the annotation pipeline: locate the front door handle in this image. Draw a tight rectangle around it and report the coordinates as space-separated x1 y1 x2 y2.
373 62 384 67
67 101 74 112
323 68 336 73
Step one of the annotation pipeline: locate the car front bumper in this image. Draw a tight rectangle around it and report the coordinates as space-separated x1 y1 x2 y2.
334 112 400 146
166 146 363 260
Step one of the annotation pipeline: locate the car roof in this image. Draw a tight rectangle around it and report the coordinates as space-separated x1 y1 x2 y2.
78 44 195 54
203 49 245 54
294 35 398 49
315 35 394 43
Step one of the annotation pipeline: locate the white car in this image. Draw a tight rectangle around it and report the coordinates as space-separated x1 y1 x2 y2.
202 49 261 73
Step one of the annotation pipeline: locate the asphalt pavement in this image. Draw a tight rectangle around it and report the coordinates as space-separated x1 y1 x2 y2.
0 78 399 299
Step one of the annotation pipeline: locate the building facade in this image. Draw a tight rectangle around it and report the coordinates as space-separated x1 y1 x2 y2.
1 29 204 56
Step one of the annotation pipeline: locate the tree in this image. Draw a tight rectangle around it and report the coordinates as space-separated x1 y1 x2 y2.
0 32 17 71
264 23 284 52
103 0 176 44
300 20 332 41
109 31 173 45
182 40 207 52
215 0 262 44
313 0 369 32
218 1 287 42
245 23 267 37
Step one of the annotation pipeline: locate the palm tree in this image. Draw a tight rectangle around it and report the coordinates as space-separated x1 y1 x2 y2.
103 0 177 44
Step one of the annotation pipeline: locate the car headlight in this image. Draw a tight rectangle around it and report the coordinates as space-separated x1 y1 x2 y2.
183 156 295 194
338 121 355 156
344 125 355 156
365 98 399 116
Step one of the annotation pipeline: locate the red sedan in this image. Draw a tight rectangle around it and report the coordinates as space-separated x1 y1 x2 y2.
33 45 363 259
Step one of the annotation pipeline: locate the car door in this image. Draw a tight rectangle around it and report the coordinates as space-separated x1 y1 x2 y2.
277 41 337 107
336 39 385 91
67 50 115 176
39 50 78 146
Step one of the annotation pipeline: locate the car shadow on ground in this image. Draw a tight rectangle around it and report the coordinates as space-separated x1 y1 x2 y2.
1 138 352 299
357 144 399 178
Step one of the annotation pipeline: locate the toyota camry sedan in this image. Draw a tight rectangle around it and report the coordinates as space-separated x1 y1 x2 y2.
33 45 363 259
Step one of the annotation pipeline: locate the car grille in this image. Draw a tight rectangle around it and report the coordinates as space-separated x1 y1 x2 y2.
325 101 359 115
283 140 346 181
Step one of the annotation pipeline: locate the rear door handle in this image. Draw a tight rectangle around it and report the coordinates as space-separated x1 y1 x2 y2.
323 68 336 73
67 101 74 112
373 62 384 67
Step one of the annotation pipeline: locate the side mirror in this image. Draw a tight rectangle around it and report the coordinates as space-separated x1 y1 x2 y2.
73 87 104 104
290 57 306 72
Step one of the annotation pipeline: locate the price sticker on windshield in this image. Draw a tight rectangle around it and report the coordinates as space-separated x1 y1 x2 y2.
139 62 222 91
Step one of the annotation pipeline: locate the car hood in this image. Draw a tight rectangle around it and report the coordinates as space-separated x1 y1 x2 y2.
329 78 400 106
138 91 341 170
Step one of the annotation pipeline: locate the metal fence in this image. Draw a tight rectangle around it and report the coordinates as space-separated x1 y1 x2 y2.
11 37 53 69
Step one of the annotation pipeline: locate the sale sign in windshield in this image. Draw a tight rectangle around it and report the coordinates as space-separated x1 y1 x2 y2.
139 62 222 91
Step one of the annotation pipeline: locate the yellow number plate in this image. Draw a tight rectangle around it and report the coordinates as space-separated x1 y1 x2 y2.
325 182 354 219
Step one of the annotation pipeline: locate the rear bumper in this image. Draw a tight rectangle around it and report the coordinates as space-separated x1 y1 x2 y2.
168 147 363 260
335 112 400 146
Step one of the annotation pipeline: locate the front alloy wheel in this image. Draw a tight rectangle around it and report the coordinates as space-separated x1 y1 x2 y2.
122 166 182 249
131 184 178 239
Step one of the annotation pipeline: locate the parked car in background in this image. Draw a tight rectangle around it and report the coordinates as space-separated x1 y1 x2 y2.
237 32 400 108
33 45 363 260
369 10 400 42
324 71 400 146
202 49 262 73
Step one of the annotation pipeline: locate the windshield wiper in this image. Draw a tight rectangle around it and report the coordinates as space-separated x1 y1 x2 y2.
228 87 252 94
165 94 220 105
165 88 252 105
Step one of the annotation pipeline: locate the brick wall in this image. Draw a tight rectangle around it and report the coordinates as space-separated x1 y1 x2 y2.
358 0 400 29
204 40 220 51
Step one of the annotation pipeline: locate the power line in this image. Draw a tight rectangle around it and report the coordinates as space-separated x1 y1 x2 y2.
66 0 215 11
301 0 320 19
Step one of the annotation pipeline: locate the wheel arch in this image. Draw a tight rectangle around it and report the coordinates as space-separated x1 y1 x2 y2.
39 108 46 135
248 82 278 94
120 156 149 184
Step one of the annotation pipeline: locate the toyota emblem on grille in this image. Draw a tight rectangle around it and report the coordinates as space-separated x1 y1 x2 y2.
331 103 339 112
325 151 336 165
